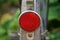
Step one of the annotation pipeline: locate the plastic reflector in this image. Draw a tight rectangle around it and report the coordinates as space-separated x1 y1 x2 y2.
19 11 40 32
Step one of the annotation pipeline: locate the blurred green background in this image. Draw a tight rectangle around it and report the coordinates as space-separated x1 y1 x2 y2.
0 0 20 40
47 0 60 40
0 0 60 40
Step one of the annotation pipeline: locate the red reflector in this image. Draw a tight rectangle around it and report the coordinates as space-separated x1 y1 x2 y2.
19 11 40 32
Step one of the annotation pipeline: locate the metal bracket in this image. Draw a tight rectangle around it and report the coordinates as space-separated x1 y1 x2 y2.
18 0 46 40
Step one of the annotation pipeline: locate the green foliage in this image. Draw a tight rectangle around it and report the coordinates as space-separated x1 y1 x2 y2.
48 31 60 40
48 0 60 40
1 8 20 30
55 31 60 40
0 23 9 40
48 0 60 30
49 0 58 3
0 8 20 40
0 35 9 40
8 8 20 30
0 27 6 36
48 33 55 40
48 0 60 21
0 0 7 4
10 0 18 6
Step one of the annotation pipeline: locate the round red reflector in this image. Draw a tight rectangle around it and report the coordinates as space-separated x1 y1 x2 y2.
19 11 40 32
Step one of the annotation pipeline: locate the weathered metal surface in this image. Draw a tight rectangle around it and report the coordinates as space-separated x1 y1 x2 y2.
9 31 19 40
34 0 41 40
21 0 27 12
19 0 45 40
40 0 47 40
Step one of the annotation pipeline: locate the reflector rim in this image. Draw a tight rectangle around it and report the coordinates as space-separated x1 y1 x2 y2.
18 10 41 32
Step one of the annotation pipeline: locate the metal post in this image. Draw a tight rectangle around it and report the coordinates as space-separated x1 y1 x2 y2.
18 0 46 40
34 0 43 40
19 0 27 40
34 0 47 40
40 0 47 40
21 0 27 12
42 0 47 30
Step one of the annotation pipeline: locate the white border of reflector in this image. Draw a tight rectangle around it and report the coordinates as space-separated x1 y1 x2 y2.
19 10 41 22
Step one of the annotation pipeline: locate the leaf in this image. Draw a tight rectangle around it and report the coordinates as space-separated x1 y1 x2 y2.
48 33 55 40
48 4 60 21
0 35 9 40
49 0 58 3
55 31 60 40
0 27 6 36
0 0 6 4
9 8 20 30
